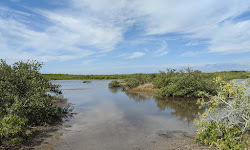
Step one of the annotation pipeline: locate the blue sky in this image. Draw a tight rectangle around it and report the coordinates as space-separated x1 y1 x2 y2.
0 0 250 74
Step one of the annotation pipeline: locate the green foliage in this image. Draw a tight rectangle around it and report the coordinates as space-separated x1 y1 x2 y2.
154 68 217 97
0 115 29 146
122 73 155 89
194 77 250 149
131 73 155 84
124 78 140 88
209 71 249 80
43 73 137 80
108 80 121 87
43 71 249 81
0 60 67 147
83 80 91 83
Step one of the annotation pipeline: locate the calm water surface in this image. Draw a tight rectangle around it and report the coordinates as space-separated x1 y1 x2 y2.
51 80 204 150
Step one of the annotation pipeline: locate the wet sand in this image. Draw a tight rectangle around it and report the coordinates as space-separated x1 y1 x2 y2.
26 127 209 150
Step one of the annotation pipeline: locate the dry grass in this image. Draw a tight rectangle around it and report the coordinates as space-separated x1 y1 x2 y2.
137 83 154 89
127 83 159 95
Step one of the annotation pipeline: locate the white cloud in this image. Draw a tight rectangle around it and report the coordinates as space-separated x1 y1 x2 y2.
128 52 145 59
181 51 207 57
111 62 249 73
154 41 168 56
0 5 119 62
76 0 250 54
207 20 250 53
132 0 250 53
134 0 249 34
1 0 250 66
184 42 200 47
116 53 129 58
38 9 124 52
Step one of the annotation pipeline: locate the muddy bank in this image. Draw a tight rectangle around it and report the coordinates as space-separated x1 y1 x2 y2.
19 125 63 150
27 128 209 150
14 98 73 150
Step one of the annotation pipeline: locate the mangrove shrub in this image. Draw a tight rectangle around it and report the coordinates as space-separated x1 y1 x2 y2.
0 60 67 147
124 78 140 88
154 68 217 97
108 80 121 87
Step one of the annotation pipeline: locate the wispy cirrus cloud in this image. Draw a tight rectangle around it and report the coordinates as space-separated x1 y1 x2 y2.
154 41 168 56
128 52 145 59
181 51 207 57
0 0 250 74
0 2 128 62
133 0 250 53
185 41 200 47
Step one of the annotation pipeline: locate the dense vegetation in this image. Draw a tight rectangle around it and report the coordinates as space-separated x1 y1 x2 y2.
210 71 249 81
43 70 248 80
108 80 121 87
108 73 156 88
43 73 137 80
44 70 248 97
0 60 68 148
124 73 156 88
195 77 250 149
107 68 249 97
153 68 217 97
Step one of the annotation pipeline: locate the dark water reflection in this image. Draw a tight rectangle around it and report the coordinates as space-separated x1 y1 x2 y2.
125 92 204 124
108 87 124 94
51 80 205 150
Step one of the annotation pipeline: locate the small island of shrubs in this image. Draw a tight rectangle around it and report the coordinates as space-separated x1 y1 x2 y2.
108 68 218 97
108 80 121 87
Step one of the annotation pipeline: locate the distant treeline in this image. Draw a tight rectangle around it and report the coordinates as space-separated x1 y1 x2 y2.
43 73 155 80
209 70 249 80
43 71 249 80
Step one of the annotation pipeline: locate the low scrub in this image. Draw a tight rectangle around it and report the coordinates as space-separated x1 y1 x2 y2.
153 68 217 97
108 80 121 87
124 78 140 88
194 77 250 149
0 60 68 148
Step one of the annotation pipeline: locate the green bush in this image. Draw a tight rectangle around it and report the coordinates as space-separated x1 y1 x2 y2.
194 77 250 149
124 78 140 88
154 68 217 97
0 60 68 147
108 80 121 87
131 73 155 85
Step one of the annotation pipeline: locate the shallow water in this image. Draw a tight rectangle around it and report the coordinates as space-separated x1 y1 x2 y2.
51 80 204 150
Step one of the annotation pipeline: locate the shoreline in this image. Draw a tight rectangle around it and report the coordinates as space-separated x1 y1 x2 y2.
16 98 73 150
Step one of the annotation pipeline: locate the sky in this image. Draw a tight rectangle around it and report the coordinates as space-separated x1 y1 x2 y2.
0 0 250 74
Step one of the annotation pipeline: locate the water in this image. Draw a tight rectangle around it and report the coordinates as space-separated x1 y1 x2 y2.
51 80 204 150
